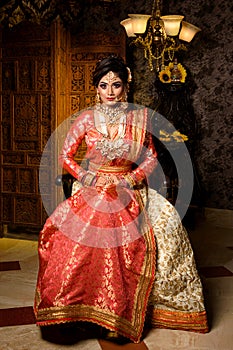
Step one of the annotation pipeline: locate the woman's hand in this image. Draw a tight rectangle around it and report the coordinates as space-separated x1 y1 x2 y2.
95 176 107 188
95 174 119 190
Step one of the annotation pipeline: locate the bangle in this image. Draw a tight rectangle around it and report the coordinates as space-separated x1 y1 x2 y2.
123 173 137 188
81 171 96 186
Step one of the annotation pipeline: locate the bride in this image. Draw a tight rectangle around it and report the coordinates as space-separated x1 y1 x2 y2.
34 54 209 343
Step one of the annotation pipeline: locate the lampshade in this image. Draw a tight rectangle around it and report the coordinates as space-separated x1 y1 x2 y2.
120 18 136 37
179 21 201 42
161 15 184 36
120 1 202 72
128 14 151 34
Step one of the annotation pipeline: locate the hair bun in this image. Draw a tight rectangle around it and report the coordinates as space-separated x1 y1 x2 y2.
93 54 130 87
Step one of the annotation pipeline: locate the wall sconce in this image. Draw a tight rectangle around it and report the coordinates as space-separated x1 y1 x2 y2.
120 0 201 75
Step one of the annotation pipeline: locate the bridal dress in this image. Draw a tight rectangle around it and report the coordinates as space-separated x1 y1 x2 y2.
34 106 209 343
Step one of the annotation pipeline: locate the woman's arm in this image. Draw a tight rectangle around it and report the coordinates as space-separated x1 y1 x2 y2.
131 131 158 183
124 131 157 188
59 112 90 183
123 110 158 188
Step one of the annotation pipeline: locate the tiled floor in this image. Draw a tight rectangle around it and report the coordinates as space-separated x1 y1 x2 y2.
0 216 233 350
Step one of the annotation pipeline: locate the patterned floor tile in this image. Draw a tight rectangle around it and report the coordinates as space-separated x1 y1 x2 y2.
98 339 148 349
199 266 233 278
0 261 21 271
0 306 35 327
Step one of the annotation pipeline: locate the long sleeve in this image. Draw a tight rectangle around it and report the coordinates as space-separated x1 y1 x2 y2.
131 130 158 184
59 112 90 182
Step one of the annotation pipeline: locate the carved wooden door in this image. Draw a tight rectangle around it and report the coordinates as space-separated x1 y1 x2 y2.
0 22 125 236
0 20 66 235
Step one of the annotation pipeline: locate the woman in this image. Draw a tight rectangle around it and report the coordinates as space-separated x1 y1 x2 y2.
34 55 209 343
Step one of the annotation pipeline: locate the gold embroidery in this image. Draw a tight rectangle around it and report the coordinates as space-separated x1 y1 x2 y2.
151 308 209 333
89 162 132 174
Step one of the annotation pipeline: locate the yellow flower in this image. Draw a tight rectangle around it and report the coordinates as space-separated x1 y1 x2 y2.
160 130 168 136
160 136 172 142
159 62 187 83
159 130 188 143
168 62 174 69
159 69 171 83
177 63 187 83
159 130 171 141
172 131 188 142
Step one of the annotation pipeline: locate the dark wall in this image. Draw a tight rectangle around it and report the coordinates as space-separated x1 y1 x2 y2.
168 0 233 210
119 0 232 210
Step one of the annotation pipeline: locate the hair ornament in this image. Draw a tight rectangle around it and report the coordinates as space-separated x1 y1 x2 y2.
127 67 132 83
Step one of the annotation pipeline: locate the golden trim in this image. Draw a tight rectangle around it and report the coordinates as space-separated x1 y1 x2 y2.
151 308 209 333
123 173 137 188
127 109 147 161
34 219 156 343
89 162 132 174
35 286 148 342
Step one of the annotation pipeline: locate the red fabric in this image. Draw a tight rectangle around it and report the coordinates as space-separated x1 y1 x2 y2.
34 108 157 343
37 227 148 319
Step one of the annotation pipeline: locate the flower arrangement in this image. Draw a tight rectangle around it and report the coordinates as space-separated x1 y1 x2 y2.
159 61 187 84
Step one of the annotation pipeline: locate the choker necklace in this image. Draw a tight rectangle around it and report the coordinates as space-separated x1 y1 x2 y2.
95 103 127 125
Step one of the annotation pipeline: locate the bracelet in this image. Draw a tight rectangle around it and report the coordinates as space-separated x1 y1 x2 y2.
81 171 96 186
122 173 137 188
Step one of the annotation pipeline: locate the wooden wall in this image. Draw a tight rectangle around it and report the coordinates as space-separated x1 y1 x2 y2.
0 19 125 235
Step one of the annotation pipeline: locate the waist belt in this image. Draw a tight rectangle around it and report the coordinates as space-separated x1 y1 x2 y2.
89 162 132 174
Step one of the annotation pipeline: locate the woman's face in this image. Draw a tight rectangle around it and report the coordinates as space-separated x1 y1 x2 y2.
97 71 124 106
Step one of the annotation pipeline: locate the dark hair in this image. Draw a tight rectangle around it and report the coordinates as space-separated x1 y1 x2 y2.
93 54 129 87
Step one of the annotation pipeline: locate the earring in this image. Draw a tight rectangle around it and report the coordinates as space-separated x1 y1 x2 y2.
117 88 128 103
96 91 101 104
121 90 128 102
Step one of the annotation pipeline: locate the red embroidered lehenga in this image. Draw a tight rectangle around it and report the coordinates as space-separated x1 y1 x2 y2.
34 106 209 343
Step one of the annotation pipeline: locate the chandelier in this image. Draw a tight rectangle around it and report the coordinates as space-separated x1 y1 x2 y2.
120 0 201 74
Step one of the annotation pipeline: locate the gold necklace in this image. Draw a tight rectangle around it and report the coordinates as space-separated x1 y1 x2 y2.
95 103 127 125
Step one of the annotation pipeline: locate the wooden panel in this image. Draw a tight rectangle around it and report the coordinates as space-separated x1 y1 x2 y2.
0 21 54 235
0 23 126 236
